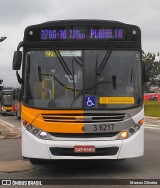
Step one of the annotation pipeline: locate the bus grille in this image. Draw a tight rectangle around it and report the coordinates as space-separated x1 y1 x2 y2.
41 113 126 123
48 132 119 138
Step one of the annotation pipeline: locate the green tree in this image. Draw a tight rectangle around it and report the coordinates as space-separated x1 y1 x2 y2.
142 51 160 92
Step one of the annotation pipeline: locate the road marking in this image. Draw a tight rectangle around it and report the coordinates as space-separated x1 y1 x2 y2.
0 119 15 128
145 123 160 128
15 127 21 130
145 126 160 130
145 120 160 122
144 123 160 130
0 123 14 132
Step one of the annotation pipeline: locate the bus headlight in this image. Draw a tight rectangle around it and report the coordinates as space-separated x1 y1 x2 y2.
32 128 39 134
39 132 47 139
26 124 32 131
23 121 50 140
134 124 140 130
129 128 135 134
120 131 128 139
2 107 6 112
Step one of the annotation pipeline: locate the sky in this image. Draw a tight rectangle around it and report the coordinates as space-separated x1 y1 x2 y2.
0 0 160 86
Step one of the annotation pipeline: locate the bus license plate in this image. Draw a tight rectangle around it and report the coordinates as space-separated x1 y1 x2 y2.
84 124 115 133
74 146 96 153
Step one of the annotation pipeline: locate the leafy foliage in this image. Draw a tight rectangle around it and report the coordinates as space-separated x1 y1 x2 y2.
142 51 160 92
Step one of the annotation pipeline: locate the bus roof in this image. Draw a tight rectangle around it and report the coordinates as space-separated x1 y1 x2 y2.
22 19 141 49
25 19 140 30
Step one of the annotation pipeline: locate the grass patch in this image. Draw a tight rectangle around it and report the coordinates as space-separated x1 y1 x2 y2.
144 101 160 117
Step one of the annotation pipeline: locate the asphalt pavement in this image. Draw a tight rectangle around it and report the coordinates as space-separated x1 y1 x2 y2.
0 116 20 139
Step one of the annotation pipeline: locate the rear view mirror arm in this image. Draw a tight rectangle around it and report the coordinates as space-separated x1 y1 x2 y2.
16 70 23 85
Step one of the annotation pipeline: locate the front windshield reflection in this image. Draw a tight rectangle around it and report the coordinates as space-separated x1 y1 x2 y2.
24 50 142 109
2 95 12 106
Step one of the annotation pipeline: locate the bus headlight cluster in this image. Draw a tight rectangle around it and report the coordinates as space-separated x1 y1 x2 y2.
119 119 144 140
2 107 6 112
22 119 50 140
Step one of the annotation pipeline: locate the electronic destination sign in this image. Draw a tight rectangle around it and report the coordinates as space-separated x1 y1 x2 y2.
26 26 125 41
40 28 123 40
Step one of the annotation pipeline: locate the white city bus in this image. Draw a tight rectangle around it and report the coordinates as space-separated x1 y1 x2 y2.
12 20 144 162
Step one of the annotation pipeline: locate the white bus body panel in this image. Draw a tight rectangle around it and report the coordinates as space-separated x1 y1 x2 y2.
22 125 144 160
118 125 144 159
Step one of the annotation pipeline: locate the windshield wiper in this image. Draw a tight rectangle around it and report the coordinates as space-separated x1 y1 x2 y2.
72 58 76 100
94 46 117 95
38 66 42 82
52 45 73 80
112 75 117 89
95 54 99 94
96 46 113 75
130 68 133 82
26 54 31 80
73 57 83 67
94 46 117 90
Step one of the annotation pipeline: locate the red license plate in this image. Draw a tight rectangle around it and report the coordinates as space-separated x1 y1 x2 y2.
74 145 96 153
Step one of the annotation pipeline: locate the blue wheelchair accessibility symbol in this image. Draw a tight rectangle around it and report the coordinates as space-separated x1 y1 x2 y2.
85 96 96 107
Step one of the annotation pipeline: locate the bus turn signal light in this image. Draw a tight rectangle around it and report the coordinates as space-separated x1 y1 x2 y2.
139 119 144 125
22 120 27 126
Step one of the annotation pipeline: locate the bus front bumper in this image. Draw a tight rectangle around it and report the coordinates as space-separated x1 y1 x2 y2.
22 126 144 160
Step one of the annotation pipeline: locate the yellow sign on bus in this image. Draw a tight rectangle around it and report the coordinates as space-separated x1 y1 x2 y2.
99 97 135 104
45 51 56 57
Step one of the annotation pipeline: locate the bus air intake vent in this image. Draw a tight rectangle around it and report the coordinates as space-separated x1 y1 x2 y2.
41 113 126 123
49 147 119 156
48 132 119 138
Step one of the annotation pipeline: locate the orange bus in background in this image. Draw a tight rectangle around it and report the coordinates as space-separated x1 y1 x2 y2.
0 87 13 115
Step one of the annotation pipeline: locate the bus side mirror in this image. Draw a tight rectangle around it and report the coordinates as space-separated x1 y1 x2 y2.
12 51 22 70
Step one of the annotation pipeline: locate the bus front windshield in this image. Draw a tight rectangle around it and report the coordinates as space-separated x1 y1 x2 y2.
2 95 12 106
24 50 142 110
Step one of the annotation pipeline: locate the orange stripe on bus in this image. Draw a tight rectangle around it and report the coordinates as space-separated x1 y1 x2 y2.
21 104 85 133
